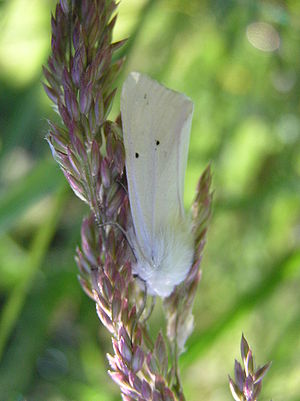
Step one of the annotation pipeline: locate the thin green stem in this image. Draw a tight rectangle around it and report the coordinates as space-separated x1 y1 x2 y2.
173 309 186 401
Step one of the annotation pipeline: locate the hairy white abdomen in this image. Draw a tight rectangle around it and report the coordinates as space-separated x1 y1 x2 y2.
129 221 194 297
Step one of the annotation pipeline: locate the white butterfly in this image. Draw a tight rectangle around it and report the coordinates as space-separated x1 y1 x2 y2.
121 72 194 298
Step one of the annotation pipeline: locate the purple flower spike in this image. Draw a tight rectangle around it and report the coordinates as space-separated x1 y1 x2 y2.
43 1 212 400
229 335 272 401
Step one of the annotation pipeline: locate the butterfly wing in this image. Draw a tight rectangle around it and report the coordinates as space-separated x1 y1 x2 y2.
121 72 194 263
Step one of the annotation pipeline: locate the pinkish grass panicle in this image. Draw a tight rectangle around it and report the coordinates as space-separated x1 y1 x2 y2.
229 335 272 401
44 1 212 400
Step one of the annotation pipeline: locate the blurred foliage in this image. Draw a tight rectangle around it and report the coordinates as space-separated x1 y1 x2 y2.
0 0 300 400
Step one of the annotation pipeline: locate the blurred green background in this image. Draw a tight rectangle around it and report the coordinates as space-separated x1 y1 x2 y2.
1 0 300 400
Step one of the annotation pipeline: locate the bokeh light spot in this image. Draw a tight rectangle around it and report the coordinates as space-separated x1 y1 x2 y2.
0 0 50 86
246 22 280 52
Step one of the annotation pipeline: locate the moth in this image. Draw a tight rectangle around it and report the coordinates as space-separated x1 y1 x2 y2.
121 72 194 298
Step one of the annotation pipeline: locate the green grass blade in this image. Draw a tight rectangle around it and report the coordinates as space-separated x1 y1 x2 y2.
181 250 300 368
0 183 69 360
0 158 64 234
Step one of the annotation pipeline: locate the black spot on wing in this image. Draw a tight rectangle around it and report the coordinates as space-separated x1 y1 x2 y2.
143 93 149 105
135 152 139 158
156 140 160 145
